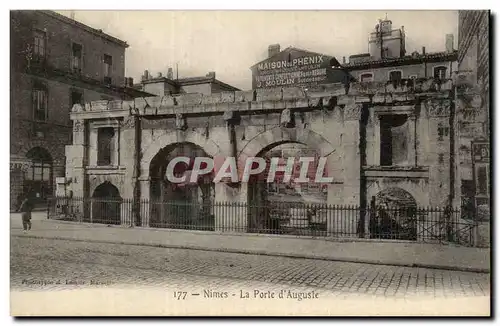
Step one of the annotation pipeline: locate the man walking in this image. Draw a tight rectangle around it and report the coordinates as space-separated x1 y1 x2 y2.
18 191 34 233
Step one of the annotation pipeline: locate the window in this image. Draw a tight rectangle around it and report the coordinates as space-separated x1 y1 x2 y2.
32 82 48 121
103 54 112 85
389 70 402 82
434 66 448 79
360 73 374 82
97 127 115 166
72 43 82 73
33 30 46 60
380 114 408 166
437 123 450 141
71 90 83 107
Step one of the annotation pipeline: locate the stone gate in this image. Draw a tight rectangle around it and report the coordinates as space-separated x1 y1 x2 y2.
64 78 456 232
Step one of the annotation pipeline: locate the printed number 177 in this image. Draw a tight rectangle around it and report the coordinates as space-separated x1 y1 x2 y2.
174 291 187 300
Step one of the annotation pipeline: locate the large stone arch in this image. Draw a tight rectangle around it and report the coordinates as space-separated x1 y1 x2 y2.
141 130 222 175
238 126 336 160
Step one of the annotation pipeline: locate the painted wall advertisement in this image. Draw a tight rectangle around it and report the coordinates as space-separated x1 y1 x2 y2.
251 49 348 89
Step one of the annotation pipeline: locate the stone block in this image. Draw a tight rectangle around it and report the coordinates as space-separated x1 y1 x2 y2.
90 100 109 111
134 97 149 113
306 83 345 98
160 96 176 108
201 93 222 105
235 90 254 102
176 93 203 106
220 91 235 103
144 106 157 116
122 100 134 112
256 88 283 101
307 98 322 108
372 93 386 104
145 96 162 109
282 87 306 100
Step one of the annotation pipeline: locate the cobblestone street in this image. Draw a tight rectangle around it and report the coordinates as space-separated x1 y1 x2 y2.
11 236 490 299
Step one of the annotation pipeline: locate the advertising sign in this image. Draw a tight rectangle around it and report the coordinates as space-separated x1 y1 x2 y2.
251 48 348 89
472 142 489 163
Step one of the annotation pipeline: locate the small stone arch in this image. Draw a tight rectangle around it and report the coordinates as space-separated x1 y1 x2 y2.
372 187 418 241
91 181 122 225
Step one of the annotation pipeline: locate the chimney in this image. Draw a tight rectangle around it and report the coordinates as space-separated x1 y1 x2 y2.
206 71 216 79
342 56 346 64
167 67 173 79
128 77 133 86
268 44 280 58
142 70 149 81
446 34 454 53
157 72 162 78
422 47 426 55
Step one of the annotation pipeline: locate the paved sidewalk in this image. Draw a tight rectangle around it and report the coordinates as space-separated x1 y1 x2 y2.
10 213 490 273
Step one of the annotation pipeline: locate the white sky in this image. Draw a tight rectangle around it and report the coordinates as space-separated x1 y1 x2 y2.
60 10 458 90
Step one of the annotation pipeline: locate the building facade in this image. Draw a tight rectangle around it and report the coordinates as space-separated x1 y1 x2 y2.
62 77 459 241
455 10 490 221
344 17 458 83
10 10 150 210
134 69 240 96
250 45 352 89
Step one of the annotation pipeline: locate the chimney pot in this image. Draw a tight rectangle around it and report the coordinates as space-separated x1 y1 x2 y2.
342 56 346 64
422 47 426 55
206 71 216 79
157 72 162 78
446 34 454 53
268 44 280 58
167 68 173 79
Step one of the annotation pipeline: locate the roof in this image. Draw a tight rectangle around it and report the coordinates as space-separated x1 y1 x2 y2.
343 51 458 70
40 10 129 48
250 46 342 69
137 75 240 92
176 76 240 91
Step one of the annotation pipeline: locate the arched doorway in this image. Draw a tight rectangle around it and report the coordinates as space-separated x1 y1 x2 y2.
372 187 417 240
149 142 215 230
24 147 53 207
247 141 328 235
91 182 122 225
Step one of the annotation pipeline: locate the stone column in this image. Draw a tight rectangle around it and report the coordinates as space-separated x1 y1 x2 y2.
408 114 417 166
139 177 150 227
89 128 98 166
373 114 381 166
328 102 362 235
112 126 120 166
214 183 247 233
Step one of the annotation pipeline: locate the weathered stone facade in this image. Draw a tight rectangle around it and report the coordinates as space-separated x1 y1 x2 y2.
64 77 456 232
10 10 151 210
455 10 490 224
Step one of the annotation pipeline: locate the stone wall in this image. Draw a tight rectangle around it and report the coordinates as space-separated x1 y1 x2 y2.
66 78 456 229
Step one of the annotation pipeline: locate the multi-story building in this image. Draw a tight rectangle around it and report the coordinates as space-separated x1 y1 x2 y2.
133 69 240 96
10 10 151 209
250 44 353 89
344 16 458 82
455 10 490 220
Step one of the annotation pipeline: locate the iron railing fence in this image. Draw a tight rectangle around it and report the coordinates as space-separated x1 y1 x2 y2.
47 196 480 247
